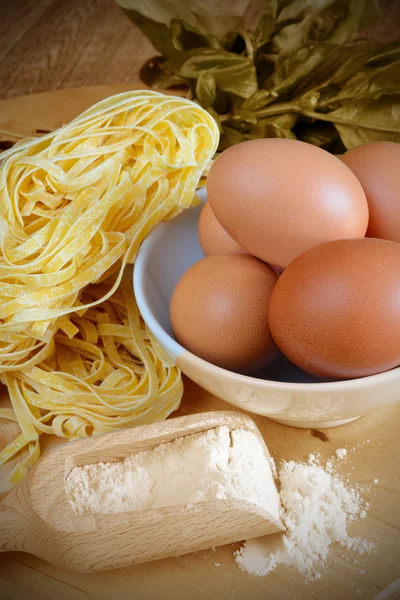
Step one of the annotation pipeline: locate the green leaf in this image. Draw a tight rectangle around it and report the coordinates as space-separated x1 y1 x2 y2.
128 0 399 158
273 0 334 55
218 127 246 151
242 89 274 111
139 56 188 89
308 0 359 44
273 0 379 54
329 96 400 148
251 117 297 139
291 41 381 99
316 43 400 109
207 108 223 133
170 19 211 52
366 42 400 68
122 9 179 60
195 72 216 108
266 113 298 129
276 0 299 12
237 109 258 125
324 41 382 86
219 30 240 51
272 14 315 55
299 124 339 148
325 60 400 108
276 0 329 25
212 89 233 115
117 0 246 41
318 0 380 44
178 49 258 98
266 44 334 99
251 0 278 51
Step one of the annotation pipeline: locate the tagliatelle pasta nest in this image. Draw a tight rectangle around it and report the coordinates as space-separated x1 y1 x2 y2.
0 91 219 484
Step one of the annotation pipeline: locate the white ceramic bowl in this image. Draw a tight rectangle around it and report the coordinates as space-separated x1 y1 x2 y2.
134 188 400 428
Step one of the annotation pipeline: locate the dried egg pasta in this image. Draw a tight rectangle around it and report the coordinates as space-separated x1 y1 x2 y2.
0 276 183 485
0 91 219 483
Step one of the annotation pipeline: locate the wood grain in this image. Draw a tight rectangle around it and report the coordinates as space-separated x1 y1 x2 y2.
0 0 55 60
0 85 399 600
0 0 155 100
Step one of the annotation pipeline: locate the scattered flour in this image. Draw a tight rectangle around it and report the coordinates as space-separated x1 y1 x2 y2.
235 454 374 580
374 479 379 485
336 448 347 459
66 426 280 518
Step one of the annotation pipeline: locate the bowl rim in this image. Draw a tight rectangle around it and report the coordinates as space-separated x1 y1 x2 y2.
134 204 400 393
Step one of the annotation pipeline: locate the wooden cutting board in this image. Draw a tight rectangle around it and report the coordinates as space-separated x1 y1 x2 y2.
0 86 399 600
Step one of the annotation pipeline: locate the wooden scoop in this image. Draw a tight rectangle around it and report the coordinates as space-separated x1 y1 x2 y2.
0 411 284 572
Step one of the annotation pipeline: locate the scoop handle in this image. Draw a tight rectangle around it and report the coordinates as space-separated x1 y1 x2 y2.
0 492 283 571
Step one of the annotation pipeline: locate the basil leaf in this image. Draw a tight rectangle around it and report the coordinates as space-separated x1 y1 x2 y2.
299 124 339 148
117 0 246 41
140 56 188 89
366 41 400 67
266 44 334 99
242 89 274 111
308 0 361 44
212 89 233 115
251 117 297 139
196 72 216 108
272 15 315 55
219 127 246 151
170 19 211 51
251 0 278 51
122 9 179 60
129 0 399 155
273 0 380 54
178 49 258 98
326 60 400 108
207 108 223 133
330 96 400 148
237 109 258 124
276 0 330 25
266 113 298 129
273 0 335 55
307 0 380 45
291 41 381 99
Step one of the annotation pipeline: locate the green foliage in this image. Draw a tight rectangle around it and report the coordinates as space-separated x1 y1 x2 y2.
122 0 400 152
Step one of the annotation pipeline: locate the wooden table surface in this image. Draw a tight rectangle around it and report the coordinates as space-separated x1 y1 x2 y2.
0 85 399 600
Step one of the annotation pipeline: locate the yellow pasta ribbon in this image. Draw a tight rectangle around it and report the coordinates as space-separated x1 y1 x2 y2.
0 91 219 483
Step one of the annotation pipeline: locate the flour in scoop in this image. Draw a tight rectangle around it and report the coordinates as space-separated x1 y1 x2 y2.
235 455 374 580
66 426 280 518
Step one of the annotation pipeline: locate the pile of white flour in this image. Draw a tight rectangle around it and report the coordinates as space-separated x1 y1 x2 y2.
66 426 280 519
235 453 374 580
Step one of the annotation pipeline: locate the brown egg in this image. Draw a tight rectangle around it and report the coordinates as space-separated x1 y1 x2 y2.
170 254 277 373
198 202 246 256
341 142 400 242
269 238 400 379
207 139 368 268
